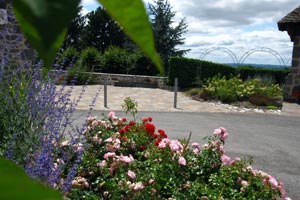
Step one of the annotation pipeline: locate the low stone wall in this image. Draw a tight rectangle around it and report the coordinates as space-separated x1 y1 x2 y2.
91 72 170 89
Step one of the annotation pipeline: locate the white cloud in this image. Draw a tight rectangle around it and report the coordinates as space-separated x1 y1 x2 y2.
81 0 299 65
168 0 299 65
81 0 98 7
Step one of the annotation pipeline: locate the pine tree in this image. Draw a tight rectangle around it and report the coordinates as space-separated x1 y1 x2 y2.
84 6 126 53
63 6 86 51
148 0 189 72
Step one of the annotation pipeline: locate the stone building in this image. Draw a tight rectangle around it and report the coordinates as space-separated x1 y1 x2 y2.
278 6 300 103
0 0 34 67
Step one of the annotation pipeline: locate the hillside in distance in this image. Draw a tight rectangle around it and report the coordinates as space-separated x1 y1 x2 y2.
226 63 291 69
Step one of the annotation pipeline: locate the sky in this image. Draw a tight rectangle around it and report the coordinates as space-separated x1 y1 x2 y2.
81 0 299 66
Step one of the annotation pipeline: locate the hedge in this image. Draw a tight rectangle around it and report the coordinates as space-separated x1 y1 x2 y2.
168 57 290 88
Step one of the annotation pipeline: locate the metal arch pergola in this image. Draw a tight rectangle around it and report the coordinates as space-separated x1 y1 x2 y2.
196 46 290 83
238 47 288 68
199 47 239 65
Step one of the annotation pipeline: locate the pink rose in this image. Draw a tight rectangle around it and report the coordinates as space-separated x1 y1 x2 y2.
193 148 199 155
268 175 278 188
221 154 231 165
158 141 167 148
241 180 249 187
148 179 155 184
178 156 186 166
214 127 229 142
127 170 136 180
221 131 229 141
119 155 134 164
91 120 98 128
107 111 116 118
169 140 183 152
192 142 199 148
103 152 116 159
105 137 113 143
71 180 79 186
133 182 144 191
97 160 107 167
214 128 222 135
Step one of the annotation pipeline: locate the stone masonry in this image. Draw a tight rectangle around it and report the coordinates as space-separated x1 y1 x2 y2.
278 6 300 103
0 0 34 67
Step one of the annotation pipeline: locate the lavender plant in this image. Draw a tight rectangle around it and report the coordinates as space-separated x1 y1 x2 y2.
0 58 101 192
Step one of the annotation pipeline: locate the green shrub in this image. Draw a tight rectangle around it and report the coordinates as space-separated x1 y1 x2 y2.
101 46 134 74
77 47 102 72
66 64 96 85
168 57 198 88
56 47 80 70
130 51 159 76
168 57 290 88
203 75 283 103
237 66 290 85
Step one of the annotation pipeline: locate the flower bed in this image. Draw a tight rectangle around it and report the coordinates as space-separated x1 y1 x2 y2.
54 111 287 199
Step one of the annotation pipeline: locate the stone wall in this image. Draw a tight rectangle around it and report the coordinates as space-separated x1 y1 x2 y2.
0 1 34 67
92 72 169 89
284 36 300 102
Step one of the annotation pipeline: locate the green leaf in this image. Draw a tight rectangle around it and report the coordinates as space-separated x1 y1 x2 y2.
98 0 164 74
12 0 81 68
0 157 63 200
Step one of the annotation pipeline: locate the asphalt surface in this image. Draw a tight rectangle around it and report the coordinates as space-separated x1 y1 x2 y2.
71 110 300 199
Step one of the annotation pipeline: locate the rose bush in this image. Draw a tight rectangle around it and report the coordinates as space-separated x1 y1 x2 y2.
53 111 287 199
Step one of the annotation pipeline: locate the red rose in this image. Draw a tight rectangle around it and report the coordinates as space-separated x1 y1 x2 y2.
119 128 126 134
140 145 145 150
158 129 167 138
154 138 162 146
129 121 136 126
145 123 155 135
293 91 299 97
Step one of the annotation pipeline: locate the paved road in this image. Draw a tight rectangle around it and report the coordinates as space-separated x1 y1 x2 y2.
72 110 300 199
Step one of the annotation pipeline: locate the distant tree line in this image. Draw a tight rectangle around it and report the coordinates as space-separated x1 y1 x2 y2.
57 0 189 76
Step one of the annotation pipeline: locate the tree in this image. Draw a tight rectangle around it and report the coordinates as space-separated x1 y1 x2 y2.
62 6 86 51
148 0 189 72
12 0 163 73
84 6 126 53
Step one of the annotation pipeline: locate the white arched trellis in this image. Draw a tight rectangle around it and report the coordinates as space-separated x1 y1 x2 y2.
238 47 287 68
199 46 289 68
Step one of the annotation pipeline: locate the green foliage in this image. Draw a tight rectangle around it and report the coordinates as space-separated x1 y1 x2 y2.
101 46 134 74
0 64 41 164
122 97 138 121
237 66 290 85
169 57 290 88
0 157 63 200
13 0 163 74
130 50 159 76
168 57 198 88
98 0 163 74
66 65 96 85
63 6 86 51
77 47 102 72
56 47 80 70
183 88 204 96
84 6 126 53
12 0 80 68
203 75 283 103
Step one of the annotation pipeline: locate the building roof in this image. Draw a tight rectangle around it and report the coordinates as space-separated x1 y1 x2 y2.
278 6 300 31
